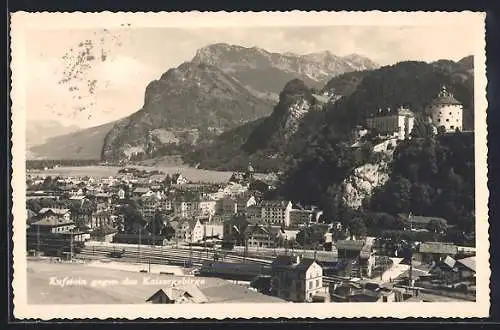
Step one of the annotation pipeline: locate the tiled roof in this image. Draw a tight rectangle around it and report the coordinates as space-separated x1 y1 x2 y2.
260 200 290 208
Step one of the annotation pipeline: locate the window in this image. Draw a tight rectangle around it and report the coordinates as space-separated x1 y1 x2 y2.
450 126 454 129
446 119 449 122
316 279 320 287
449 112 452 115
309 281 312 289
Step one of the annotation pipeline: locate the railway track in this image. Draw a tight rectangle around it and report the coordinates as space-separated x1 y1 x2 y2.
78 244 272 268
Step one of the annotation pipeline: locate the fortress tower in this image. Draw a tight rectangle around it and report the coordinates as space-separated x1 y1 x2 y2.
428 85 463 132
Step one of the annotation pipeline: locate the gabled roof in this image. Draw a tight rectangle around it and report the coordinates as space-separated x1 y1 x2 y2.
146 284 208 304
39 208 70 215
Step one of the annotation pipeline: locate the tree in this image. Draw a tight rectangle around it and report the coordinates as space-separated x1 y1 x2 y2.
411 117 435 140
347 216 367 238
426 219 447 234
146 209 165 236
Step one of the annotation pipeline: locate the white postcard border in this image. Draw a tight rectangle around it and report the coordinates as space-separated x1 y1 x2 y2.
10 11 489 319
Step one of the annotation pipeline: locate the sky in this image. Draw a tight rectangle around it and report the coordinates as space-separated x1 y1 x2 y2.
24 25 478 128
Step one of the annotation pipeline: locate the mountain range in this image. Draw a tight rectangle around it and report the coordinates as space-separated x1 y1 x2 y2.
184 55 474 173
28 43 379 160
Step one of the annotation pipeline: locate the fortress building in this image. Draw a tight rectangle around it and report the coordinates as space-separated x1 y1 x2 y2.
366 106 415 140
427 85 463 132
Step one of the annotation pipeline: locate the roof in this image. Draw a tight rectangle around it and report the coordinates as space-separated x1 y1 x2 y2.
418 242 458 255
133 187 150 193
146 284 208 304
430 85 462 106
260 200 291 208
27 209 37 219
398 213 448 225
335 240 365 251
271 255 296 267
31 217 75 227
39 208 70 215
457 256 476 272
442 255 457 269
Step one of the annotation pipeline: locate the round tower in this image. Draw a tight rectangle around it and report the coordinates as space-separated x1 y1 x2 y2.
427 85 463 132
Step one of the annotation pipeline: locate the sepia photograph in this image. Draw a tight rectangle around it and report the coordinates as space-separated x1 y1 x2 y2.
10 11 488 319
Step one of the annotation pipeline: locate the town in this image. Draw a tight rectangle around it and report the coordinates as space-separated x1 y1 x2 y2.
25 85 476 304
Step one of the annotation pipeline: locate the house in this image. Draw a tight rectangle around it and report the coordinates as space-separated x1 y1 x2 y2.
146 284 208 304
245 224 281 249
397 213 448 232
26 209 37 224
289 206 323 227
172 173 189 185
171 218 198 243
236 194 257 214
192 218 208 243
335 239 375 278
204 222 224 239
270 255 325 302
413 242 458 264
118 188 126 200
198 199 217 218
366 106 415 140
140 195 162 221
90 210 112 229
260 200 292 227
29 217 76 234
330 282 399 303
216 197 238 216
132 187 151 198
429 255 475 283
38 208 72 222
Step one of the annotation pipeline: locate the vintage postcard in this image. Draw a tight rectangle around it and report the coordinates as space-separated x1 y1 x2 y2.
10 11 488 319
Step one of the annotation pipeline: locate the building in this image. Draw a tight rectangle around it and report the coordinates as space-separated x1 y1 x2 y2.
172 173 188 185
397 213 448 232
331 282 399 303
335 239 375 278
198 199 217 218
270 255 325 302
289 206 323 227
140 195 162 221
132 187 151 198
217 197 238 216
260 200 293 227
366 106 415 140
245 224 279 249
413 242 458 264
118 188 126 200
427 85 463 132
204 222 224 239
429 255 475 283
236 194 257 214
145 285 208 304
29 217 76 234
38 208 72 223
90 210 112 229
